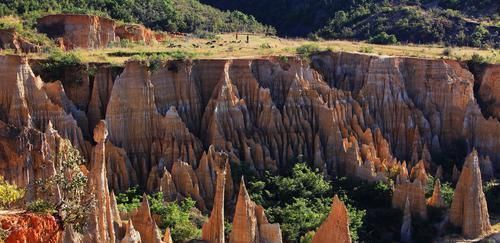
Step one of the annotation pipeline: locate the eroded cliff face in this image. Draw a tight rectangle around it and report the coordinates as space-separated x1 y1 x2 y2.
37 14 116 50
0 52 499 240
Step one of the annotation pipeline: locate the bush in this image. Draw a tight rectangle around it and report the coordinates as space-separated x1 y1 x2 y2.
168 50 196 60
359 46 374 53
117 189 202 242
369 32 398 45
116 186 142 213
34 140 91 233
27 199 56 214
149 193 201 242
0 176 25 209
469 53 494 64
296 44 321 60
247 163 365 241
442 47 453 56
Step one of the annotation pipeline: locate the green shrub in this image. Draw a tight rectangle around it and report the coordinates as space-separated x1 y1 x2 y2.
116 186 142 213
471 25 489 47
0 176 25 209
168 50 196 60
246 163 365 242
368 32 398 45
296 44 321 60
442 47 453 56
260 43 272 49
117 189 202 242
27 199 56 214
359 46 374 53
469 53 494 64
34 140 90 233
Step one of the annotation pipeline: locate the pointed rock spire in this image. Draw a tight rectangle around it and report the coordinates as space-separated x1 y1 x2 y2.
163 228 173 243
121 220 142 243
449 149 491 238
230 177 283 243
130 194 162 243
427 179 445 208
400 197 412 243
230 177 260 243
201 155 227 243
311 195 351 243
86 120 117 242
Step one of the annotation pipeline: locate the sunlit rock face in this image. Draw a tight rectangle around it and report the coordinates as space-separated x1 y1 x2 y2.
37 14 116 50
449 149 491 239
0 52 499 241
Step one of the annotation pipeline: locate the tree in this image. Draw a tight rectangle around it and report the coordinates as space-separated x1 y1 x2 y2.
34 140 92 233
0 176 25 209
247 163 365 241
471 25 489 47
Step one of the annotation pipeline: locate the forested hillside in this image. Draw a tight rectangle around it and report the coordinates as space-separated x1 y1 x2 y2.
201 0 499 47
0 0 273 34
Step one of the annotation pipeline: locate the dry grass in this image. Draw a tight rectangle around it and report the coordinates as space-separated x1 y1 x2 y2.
21 33 500 64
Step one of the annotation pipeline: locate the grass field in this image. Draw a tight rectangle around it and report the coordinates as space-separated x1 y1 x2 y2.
16 33 500 64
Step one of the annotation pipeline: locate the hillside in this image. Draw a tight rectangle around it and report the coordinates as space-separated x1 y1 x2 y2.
201 0 499 46
0 0 272 34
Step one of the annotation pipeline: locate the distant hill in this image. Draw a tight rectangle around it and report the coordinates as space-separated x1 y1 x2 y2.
0 0 273 35
200 0 499 47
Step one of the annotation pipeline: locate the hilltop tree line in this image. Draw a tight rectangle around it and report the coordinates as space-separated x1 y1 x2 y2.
0 0 273 34
201 0 499 47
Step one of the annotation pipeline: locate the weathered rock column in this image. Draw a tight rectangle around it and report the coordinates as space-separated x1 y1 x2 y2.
311 195 351 243
87 120 116 242
449 149 491 238
201 155 227 243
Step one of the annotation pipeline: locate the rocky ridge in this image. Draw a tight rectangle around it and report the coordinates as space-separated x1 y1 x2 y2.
0 52 498 241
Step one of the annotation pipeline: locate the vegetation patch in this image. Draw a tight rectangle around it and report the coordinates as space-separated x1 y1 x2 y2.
116 188 203 242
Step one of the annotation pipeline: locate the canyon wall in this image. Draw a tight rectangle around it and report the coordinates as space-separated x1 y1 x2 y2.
37 14 116 50
0 51 498 240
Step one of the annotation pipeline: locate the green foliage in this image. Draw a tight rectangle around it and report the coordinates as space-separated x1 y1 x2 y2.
369 32 398 45
117 188 202 242
0 176 25 209
39 50 84 83
471 25 490 47
484 181 500 215
246 163 365 242
425 176 454 207
0 0 271 35
148 193 201 242
27 199 56 214
116 186 142 212
296 44 321 60
359 46 374 53
0 16 52 46
34 140 91 233
469 52 495 64
299 231 314 243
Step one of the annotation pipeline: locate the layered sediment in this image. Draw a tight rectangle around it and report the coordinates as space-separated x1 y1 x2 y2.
0 51 498 241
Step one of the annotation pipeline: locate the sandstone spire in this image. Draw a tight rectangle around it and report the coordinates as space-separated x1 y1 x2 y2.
86 120 117 242
230 177 259 243
311 195 351 243
163 228 173 243
449 149 491 238
400 197 412 243
201 155 227 243
121 220 142 243
230 177 283 243
392 180 427 219
427 179 445 208
130 195 162 243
